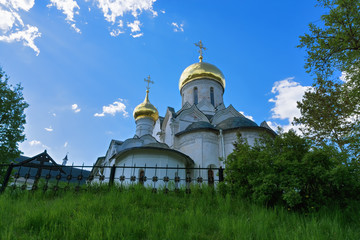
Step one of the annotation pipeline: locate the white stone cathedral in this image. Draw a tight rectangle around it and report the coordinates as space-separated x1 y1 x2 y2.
93 41 275 184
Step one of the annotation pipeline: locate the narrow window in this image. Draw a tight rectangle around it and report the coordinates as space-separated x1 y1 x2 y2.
194 87 198 105
139 170 145 185
210 87 214 106
208 169 214 186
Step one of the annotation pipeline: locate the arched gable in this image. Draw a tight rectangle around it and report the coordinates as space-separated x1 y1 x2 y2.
196 98 215 115
175 104 209 132
211 104 243 125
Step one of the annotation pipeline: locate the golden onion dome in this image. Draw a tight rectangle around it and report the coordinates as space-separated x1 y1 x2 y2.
179 62 225 90
133 90 159 122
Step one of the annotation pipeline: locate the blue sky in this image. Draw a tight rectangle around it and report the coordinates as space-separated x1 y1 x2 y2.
0 0 325 165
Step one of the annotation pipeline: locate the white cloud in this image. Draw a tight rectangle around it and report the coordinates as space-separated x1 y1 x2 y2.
171 22 184 32
0 1 41 55
160 10 165 14
0 24 41 55
94 99 128 117
0 9 16 32
71 23 81 33
3 0 35 11
131 32 143 38
20 139 50 157
28 139 50 149
47 0 81 33
239 111 254 121
29 140 41 146
127 20 141 32
94 0 157 36
269 77 311 132
110 28 123 37
45 126 54 132
71 103 81 113
95 0 157 23
64 141 68 147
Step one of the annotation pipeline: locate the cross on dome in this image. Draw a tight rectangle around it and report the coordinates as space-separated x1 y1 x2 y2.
194 40 206 62
144 75 154 91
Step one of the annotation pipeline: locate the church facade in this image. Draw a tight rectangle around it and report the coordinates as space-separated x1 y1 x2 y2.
93 42 275 185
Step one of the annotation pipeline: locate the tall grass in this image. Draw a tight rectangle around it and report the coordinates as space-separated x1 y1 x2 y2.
0 186 359 240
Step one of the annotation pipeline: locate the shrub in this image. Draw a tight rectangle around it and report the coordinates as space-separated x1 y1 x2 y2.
224 130 360 211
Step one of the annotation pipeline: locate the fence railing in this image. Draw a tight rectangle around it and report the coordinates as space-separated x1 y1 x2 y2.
0 163 224 194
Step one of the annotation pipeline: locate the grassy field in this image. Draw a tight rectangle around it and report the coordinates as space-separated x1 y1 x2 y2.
0 186 359 240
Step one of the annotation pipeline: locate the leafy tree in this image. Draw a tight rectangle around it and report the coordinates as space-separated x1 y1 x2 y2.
224 131 360 211
295 0 360 159
0 67 28 178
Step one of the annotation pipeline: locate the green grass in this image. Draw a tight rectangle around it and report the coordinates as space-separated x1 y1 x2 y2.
0 186 359 240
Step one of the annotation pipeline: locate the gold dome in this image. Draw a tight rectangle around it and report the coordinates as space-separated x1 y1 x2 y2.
133 90 159 122
179 62 225 90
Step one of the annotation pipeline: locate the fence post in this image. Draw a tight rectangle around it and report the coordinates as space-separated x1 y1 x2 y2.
219 166 224 182
0 163 14 194
109 164 116 186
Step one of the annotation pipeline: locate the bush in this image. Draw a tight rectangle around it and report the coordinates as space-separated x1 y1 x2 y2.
224 130 360 211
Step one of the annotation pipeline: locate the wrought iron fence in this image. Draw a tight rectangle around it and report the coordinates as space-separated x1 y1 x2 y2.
0 163 224 194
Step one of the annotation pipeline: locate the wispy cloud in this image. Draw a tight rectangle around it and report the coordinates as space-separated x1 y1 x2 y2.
94 0 157 36
239 111 254 121
1 0 160 53
127 20 141 32
95 0 157 23
268 77 310 132
47 0 81 33
28 139 50 150
71 103 81 113
20 139 50 157
171 22 184 32
64 141 68 147
94 99 128 117
0 0 41 55
131 32 143 38
45 126 54 132
29 140 41 146
127 20 143 38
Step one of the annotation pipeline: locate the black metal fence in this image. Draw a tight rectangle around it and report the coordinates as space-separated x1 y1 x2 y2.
0 163 224 194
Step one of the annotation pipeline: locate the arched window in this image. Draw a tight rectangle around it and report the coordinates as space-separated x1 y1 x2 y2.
194 87 198 105
210 87 214 106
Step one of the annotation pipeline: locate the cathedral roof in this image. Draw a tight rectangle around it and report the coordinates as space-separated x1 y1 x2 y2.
185 121 217 131
179 62 225 90
110 135 194 166
215 117 258 130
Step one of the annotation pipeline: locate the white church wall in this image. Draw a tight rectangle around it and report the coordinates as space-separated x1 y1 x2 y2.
164 118 174 148
152 119 161 141
223 130 264 158
176 131 220 172
111 150 188 187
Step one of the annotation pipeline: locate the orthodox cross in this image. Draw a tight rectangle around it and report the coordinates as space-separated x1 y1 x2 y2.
144 75 154 90
194 40 206 62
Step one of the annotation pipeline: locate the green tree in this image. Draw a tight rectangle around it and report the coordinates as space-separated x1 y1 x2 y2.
224 131 360 211
0 67 28 177
295 0 360 159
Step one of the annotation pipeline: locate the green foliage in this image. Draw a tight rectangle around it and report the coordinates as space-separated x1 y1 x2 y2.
224 131 360 211
295 0 360 159
0 187 359 239
0 67 28 168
